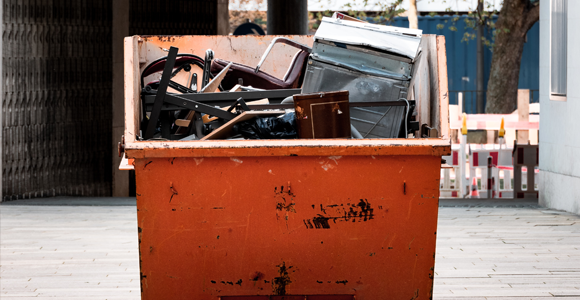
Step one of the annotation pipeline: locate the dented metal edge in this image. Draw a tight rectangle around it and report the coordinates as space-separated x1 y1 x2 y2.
125 139 451 158
315 17 422 59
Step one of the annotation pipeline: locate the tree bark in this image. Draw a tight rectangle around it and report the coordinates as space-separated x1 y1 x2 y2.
485 0 539 113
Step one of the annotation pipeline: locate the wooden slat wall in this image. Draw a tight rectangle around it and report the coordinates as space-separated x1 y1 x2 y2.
2 0 114 200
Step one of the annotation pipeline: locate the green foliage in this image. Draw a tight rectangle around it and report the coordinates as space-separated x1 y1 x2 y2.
311 0 405 29
433 0 500 47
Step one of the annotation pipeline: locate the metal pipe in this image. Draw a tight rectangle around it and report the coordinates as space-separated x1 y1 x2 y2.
254 37 312 73
351 125 364 139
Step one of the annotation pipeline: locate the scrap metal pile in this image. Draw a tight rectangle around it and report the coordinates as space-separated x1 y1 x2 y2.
139 15 425 141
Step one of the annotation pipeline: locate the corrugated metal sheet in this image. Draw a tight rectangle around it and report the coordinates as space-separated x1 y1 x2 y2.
2 0 114 200
1 0 220 201
389 15 539 112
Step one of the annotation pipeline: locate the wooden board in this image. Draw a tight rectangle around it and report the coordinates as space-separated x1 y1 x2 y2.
201 98 270 124
200 62 231 93
436 36 450 140
124 36 141 144
517 89 530 143
200 110 285 140
413 39 431 130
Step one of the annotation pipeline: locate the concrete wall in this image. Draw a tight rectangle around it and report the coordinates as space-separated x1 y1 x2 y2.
539 0 580 214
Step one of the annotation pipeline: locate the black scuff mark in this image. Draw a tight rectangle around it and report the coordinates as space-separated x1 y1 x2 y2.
143 161 153 170
410 288 419 300
251 272 265 281
303 199 375 229
336 280 348 285
170 157 175 164
312 216 331 229
211 280 216 284
317 280 323 283
275 185 297 229
272 262 291 295
169 182 178 203
235 279 242 286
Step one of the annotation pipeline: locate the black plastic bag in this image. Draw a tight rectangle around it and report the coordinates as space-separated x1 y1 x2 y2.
233 112 297 139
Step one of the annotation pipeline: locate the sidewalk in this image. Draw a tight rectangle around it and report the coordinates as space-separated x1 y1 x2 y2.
1 198 579 299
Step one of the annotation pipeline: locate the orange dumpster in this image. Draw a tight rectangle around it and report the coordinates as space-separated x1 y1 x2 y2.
123 35 451 300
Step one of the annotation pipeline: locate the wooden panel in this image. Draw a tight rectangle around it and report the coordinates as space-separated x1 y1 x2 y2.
124 36 141 144
436 36 450 140
517 89 530 143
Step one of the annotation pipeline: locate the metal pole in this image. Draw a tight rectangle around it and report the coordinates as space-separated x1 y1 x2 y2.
267 0 309 35
487 156 492 199
460 134 467 197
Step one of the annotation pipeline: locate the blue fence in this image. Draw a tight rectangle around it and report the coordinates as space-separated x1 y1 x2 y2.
376 15 539 112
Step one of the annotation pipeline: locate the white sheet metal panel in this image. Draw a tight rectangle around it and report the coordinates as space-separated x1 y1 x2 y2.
314 17 422 59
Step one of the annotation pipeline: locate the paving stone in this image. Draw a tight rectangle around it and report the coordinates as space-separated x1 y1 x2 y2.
1 199 579 299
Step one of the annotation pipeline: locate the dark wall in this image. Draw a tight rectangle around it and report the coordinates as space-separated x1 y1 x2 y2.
2 0 113 200
129 0 217 35
1 0 221 200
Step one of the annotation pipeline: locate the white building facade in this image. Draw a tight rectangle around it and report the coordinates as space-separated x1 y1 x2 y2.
539 0 580 214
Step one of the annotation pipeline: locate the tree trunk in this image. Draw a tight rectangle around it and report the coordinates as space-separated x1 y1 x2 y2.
485 0 538 113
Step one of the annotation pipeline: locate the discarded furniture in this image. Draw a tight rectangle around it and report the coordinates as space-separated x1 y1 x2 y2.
211 37 311 90
302 17 422 138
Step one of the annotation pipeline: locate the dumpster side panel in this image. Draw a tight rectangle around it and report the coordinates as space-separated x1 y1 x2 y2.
140 35 314 81
136 155 440 300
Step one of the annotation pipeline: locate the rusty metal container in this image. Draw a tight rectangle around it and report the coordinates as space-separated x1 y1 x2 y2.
122 35 451 300
293 91 351 139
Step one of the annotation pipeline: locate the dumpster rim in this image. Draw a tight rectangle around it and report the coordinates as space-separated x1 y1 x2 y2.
125 138 451 158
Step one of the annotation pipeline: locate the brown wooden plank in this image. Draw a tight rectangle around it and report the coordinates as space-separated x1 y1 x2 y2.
200 110 285 140
124 36 141 143
437 35 450 140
